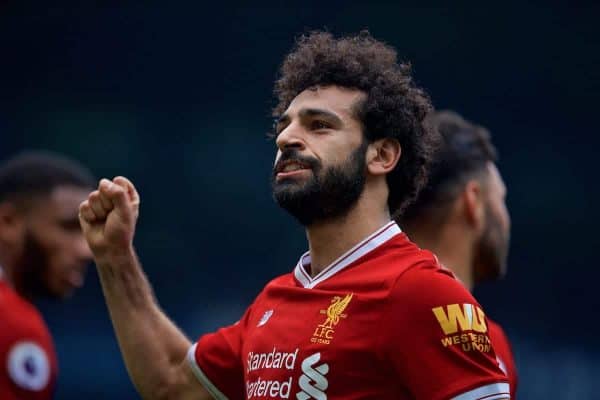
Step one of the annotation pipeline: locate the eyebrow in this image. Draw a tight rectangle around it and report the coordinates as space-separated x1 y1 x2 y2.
299 108 343 125
57 214 81 224
277 108 343 127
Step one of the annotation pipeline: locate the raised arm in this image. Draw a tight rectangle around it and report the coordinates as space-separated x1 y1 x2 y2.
79 177 209 400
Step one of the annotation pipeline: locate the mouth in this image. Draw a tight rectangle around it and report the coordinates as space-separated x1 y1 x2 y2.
274 159 313 181
66 267 86 289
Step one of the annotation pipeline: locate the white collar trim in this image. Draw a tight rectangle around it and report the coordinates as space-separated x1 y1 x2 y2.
294 221 402 289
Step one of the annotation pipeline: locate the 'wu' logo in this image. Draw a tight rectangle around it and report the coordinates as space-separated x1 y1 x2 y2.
431 303 487 335
296 352 329 400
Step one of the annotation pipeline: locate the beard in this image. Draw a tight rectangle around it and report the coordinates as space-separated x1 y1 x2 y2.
473 206 510 283
14 230 54 300
272 141 368 227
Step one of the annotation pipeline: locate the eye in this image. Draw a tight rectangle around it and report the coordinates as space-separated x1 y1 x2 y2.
266 129 278 140
268 117 290 139
311 120 331 130
60 219 82 232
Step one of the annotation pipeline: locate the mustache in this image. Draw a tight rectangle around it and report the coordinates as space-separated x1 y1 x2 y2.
273 149 320 174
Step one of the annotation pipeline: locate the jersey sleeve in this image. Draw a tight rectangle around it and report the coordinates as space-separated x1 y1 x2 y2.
187 305 253 400
488 320 518 398
0 315 57 400
380 263 510 400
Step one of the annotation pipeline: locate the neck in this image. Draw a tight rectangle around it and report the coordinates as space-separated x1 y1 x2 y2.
305 190 390 277
408 222 474 291
0 249 36 301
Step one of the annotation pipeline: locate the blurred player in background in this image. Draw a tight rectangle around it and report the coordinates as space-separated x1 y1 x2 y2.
398 110 518 395
80 32 510 399
0 151 94 399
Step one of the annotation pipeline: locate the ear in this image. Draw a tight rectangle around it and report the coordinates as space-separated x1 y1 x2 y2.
0 202 25 244
462 180 486 232
366 138 401 176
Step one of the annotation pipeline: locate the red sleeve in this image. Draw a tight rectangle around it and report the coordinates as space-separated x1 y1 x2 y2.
380 264 510 400
488 320 518 398
186 306 253 400
0 311 57 400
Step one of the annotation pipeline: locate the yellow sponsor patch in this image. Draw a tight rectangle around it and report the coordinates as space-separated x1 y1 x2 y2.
432 303 487 334
432 304 491 353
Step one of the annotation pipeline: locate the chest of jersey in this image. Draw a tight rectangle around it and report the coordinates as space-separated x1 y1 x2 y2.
241 284 402 399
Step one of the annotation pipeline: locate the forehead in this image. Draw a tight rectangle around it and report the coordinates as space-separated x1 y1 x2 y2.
52 185 90 214
285 86 366 119
32 185 91 218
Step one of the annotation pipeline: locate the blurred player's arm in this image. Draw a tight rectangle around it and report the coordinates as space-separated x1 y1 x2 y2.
79 177 211 400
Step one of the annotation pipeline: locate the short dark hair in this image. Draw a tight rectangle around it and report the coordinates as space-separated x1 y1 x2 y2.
0 150 95 207
399 110 498 225
273 31 437 215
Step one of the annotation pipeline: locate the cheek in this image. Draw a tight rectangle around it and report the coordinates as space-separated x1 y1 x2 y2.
504 206 511 230
497 204 511 235
313 148 344 171
489 198 510 234
490 213 510 252
40 231 73 266
42 244 65 275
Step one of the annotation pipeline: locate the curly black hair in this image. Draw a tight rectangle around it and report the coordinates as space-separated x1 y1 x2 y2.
273 30 437 215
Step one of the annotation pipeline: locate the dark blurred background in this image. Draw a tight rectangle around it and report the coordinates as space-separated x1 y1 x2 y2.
1 2 598 398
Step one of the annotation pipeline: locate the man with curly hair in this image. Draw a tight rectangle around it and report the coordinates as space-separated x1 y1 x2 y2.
398 110 518 396
79 32 510 399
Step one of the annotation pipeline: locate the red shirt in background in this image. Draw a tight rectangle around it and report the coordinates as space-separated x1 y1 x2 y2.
0 278 58 400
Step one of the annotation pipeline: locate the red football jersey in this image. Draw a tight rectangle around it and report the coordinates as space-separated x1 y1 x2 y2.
488 319 518 397
188 222 509 399
0 274 58 400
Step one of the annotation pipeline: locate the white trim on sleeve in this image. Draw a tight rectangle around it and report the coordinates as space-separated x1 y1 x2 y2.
451 382 510 400
186 343 229 400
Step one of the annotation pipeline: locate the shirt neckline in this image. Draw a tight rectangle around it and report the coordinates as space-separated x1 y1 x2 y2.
293 221 402 289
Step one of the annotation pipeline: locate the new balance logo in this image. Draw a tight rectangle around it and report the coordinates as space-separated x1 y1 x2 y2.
296 352 329 400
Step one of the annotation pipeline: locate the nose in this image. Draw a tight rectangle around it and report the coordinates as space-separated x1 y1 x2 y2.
275 122 306 152
74 234 93 261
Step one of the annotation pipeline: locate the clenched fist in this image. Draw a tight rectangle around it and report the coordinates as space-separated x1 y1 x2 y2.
79 176 140 265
